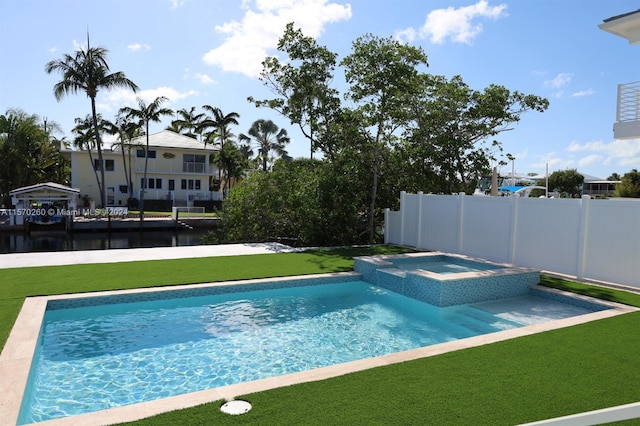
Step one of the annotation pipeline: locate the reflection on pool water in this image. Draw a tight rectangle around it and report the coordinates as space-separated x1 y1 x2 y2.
19 273 607 424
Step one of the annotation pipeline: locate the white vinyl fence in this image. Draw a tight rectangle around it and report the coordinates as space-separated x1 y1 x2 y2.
384 192 640 288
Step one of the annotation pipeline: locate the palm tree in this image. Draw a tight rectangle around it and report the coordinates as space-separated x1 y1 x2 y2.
218 142 249 189
72 116 100 200
106 114 140 205
239 119 291 172
72 114 114 202
171 107 205 140
199 106 240 198
45 34 138 207
120 96 173 223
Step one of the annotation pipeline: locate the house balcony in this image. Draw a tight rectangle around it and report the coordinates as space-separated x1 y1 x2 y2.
613 81 640 139
134 160 212 175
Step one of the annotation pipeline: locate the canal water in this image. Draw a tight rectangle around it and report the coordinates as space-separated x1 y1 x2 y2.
0 229 214 254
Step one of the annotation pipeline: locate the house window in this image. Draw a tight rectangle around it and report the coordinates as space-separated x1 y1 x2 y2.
119 185 128 193
93 159 115 171
180 179 200 190
136 149 157 158
168 179 175 191
183 154 206 173
141 178 162 189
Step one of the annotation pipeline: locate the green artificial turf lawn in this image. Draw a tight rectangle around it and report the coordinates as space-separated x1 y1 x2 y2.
540 275 640 307
2 246 640 425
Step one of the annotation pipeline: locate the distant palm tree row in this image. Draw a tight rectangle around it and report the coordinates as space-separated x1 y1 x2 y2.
45 34 291 211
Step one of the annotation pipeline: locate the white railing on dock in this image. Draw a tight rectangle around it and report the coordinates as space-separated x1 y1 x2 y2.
172 206 206 219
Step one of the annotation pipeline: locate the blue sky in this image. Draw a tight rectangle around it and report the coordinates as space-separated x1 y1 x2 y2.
1 0 638 180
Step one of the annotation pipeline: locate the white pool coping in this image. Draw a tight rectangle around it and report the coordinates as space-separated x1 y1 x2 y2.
0 274 636 426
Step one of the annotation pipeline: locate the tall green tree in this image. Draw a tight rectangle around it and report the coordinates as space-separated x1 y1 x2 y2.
340 34 429 244
45 34 138 207
403 75 549 194
106 113 141 204
171 107 205 140
250 23 341 159
548 169 584 197
239 119 291 171
615 169 640 197
608 172 622 181
120 96 173 221
0 109 68 206
215 141 249 191
72 115 104 201
199 106 240 197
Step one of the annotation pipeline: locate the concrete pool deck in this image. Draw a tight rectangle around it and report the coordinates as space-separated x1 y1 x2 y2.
0 242 297 269
0 246 637 425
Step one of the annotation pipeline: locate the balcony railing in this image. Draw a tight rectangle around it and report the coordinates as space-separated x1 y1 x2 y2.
614 81 640 139
617 81 640 122
134 160 211 175
182 162 205 173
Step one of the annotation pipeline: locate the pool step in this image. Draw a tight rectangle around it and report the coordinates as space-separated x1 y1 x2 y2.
446 306 521 335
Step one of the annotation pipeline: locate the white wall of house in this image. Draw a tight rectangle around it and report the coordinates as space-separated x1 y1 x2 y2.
385 192 640 288
63 146 220 207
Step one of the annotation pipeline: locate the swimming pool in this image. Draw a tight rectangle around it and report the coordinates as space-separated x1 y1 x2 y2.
18 273 611 424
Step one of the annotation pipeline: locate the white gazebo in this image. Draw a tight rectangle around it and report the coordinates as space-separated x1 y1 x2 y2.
9 182 80 226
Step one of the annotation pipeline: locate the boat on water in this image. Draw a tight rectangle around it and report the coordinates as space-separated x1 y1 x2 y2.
473 174 549 197
24 203 67 231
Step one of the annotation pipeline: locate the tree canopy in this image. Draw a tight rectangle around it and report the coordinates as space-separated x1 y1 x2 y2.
548 169 584 198
615 169 640 198
237 23 550 244
0 109 69 207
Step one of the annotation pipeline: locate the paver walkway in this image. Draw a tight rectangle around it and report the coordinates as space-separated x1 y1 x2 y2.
0 243 295 269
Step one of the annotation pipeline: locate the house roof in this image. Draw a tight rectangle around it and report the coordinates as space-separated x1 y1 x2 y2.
529 172 606 182
129 130 215 151
599 9 640 44
9 182 80 196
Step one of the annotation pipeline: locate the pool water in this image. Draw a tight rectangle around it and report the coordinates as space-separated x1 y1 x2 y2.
20 281 597 424
395 260 501 274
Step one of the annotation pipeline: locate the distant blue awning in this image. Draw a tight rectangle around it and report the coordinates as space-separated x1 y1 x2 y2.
498 186 526 193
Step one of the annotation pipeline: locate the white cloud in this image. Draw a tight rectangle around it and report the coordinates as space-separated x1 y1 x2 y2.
566 139 640 171
571 88 594 97
170 0 185 8
394 28 417 43
399 0 507 45
127 43 151 52
577 154 603 167
544 73 572 89
100 87 200 112
195 73 215 85
202 0 352 78
532 154 573 172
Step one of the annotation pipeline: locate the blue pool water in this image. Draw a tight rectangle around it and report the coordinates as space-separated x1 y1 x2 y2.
20 280 600 424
